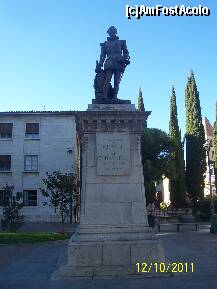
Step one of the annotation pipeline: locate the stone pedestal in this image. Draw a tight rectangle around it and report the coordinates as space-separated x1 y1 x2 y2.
56 104 165 278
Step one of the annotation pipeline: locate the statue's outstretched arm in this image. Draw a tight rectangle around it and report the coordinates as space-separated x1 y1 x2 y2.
99 43 106 67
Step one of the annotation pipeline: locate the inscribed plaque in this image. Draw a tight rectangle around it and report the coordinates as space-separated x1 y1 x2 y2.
96 132 131 175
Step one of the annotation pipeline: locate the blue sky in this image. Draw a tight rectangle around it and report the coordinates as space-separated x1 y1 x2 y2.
0 0 216 134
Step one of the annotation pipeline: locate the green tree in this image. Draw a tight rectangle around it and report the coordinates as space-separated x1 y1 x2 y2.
169 86 186 208
185 70 206 211
213 102 217 189
138 87 145 111
141 128 173 204
1 184 24 232
41 171 78 232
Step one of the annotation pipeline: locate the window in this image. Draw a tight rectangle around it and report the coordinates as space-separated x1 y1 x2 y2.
0 155 11 171
0 190 3 205
0 123 13 138
23 190 37 206
25 123 39 138
24 155 38 171
0 190 9 206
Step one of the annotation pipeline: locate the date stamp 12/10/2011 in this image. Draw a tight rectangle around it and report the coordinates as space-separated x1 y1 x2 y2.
136 262 195 273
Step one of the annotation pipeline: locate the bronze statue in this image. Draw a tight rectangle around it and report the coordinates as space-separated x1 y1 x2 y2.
94 26 130 102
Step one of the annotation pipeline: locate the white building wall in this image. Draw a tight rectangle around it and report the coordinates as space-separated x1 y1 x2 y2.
0 113 77 222
156 177 170 205
203 118 216 197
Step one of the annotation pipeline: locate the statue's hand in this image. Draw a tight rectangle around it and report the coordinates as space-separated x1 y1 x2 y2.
123 54 130 61
95 61 102 73
98 62 103 68
123 55 130 66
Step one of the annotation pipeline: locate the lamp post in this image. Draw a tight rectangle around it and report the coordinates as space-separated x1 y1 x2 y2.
204 139 215 216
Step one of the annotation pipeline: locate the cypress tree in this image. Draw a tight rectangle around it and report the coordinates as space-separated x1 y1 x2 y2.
169 86 186 207
138 87 145 111
213 102 217 190
185 70 206 210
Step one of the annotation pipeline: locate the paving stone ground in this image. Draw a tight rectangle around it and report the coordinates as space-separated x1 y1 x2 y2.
0 224 216 289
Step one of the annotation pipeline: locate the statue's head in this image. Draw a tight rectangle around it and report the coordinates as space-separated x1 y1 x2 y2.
107 26 117 38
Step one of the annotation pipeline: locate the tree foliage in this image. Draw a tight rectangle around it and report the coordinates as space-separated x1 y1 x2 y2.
185 70 206 208
169 86 186 208
1 184 24 232
41 171 78 232
141 128 173 204
138 87 145 111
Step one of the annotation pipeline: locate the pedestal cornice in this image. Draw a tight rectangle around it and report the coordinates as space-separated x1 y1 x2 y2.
75 110 151 134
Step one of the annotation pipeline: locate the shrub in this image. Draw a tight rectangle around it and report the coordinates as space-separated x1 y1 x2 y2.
1 185 24 232
41 171 78 233
196 196 217 220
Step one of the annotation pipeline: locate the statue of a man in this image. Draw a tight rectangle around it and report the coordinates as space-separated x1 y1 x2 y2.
97 26 130 100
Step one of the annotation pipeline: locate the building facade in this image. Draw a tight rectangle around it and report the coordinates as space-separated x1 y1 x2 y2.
204 117 216 197
0 111 77 222
155 177 170 206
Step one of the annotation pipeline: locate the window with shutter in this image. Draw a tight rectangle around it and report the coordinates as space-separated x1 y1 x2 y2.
25 123 39 138
0 155 11 171
0 123 13 138
0 190 9 206
0 190 4 205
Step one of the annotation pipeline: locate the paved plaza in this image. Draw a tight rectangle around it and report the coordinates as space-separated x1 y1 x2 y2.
0 224 216 289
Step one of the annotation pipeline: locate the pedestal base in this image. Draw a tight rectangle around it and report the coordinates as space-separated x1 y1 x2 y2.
55 224 165 278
